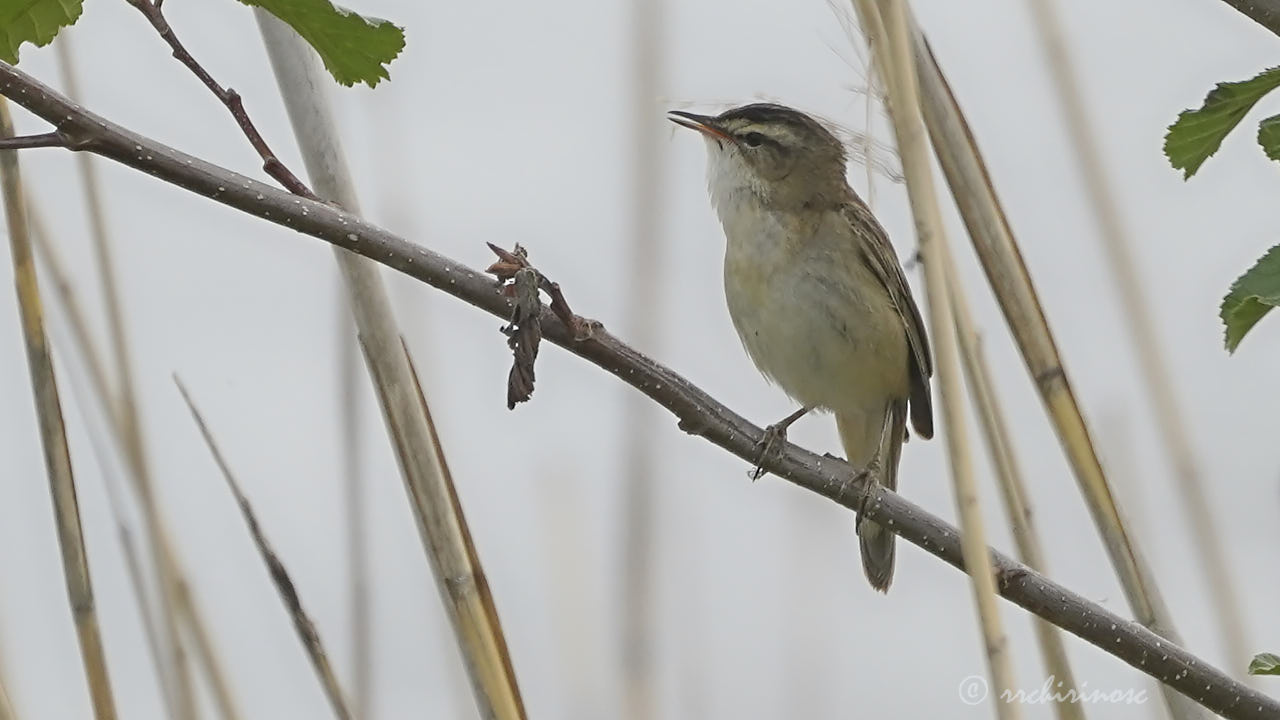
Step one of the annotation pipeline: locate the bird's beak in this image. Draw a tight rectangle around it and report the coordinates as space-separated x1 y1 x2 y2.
667 110 732 142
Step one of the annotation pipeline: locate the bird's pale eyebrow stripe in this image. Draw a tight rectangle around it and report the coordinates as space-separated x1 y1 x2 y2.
732 124 787 147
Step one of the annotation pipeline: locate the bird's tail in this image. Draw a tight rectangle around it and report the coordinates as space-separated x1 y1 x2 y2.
837 400 907 593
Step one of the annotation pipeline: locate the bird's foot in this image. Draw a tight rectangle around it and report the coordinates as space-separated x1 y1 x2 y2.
852 458 882 532
749 406 811 481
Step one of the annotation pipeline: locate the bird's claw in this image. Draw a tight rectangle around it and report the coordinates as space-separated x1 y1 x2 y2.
851 461 880 532
750 421 789 481
748 407 810 481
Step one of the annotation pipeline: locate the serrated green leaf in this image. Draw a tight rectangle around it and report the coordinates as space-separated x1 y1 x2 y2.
1249 653 1280 676
1221 244 1280 353
1259 114 1280 162
1164 67 1280 179
240 0 403 88
0 0 84 64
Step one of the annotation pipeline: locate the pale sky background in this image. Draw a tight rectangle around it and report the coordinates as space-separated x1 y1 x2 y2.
0 0 1278 719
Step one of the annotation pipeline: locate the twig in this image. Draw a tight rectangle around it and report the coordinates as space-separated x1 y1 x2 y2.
0 97 118 720
905 20 1207 720
0 132 67 149
0 62 1275 718
175 378 356 720
485 243 590 336
1027 0 1251 679
52 33 202 720
122 0 313 197
854 0 1020 714
254 13 528 719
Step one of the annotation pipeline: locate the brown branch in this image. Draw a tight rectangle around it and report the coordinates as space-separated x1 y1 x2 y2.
123 0 314 197
0 61 1276 719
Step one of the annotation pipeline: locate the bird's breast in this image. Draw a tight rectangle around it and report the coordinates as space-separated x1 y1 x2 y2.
718 203 909 413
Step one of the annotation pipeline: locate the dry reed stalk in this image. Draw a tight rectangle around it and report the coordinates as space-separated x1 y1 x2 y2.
27 212 244 720
0 658 15 720
620 0 665 717
28 206 181 718
336 306 372 718
904 14 1204 719
852 1 1020 713
173 582 244 720
1026 0 1250 674
0 97 118 720
176 378 356 720
255 14 527 719
945 261 1086 720
51 35 201 720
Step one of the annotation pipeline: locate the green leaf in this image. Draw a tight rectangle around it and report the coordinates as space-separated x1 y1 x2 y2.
1221 244 1280 353
1259 114 1280 162
241 0 404 88
1164 67 1280 179
0 0 85 64
1249 653 1280 676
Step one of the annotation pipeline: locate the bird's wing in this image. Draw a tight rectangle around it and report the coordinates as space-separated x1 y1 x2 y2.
841 201 934 439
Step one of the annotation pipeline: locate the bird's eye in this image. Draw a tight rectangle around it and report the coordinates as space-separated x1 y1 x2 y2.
742 132 765 148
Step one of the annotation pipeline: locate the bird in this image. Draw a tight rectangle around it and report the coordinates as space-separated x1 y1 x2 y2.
669 102 933 592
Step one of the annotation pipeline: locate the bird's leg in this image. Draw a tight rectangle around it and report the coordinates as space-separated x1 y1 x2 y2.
750 406 811 480
853 450 884 532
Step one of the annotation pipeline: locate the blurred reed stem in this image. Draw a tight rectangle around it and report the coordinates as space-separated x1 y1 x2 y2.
337 307 372 719
29 217 244 720
620 0 666 717
53 33 240 720
905 12 1203 719
175 583 243 720
0 646 14 720
255 14 527 719
1026 0 1250 675
852 2 1020 714
945 259 1086 720
0 677 12 720
0 97 118 720
29 206 180 719
176 379 356 720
